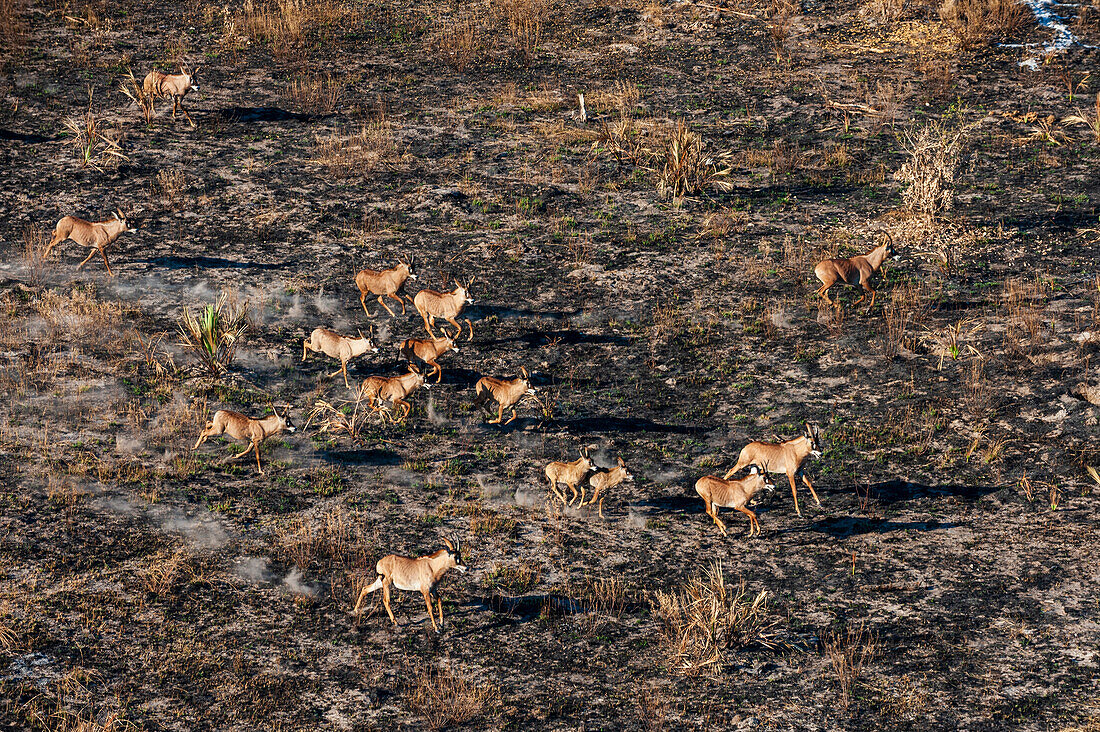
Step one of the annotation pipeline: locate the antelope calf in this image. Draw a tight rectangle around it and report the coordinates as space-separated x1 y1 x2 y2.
192 406 295 475
695 465 776 537
582 457 632 518
545 447 593 506
471 367 535 425
361 364 428 422
143 67 199 126
729 424 822 517
398 334 458 384
413 279 474 341
43 211 136 276
302 328 378 389
352 536 467 632
355 258 417 317
814 232 896 307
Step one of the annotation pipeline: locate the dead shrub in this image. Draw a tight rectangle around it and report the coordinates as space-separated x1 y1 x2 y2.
117 68 154 125
823 622 878 710
939 0 1031 47
485 562 541 594
584 81 641 116
1004 275 1049 356
860 0 906 22
656 121 733 207
36 289 126 351
313 118 396 175
1062 93 1100 143
578 575 626 631
20 224 46 287
140 547 196 599
155 169 187 203
405 664 497 729
894 120 969 217
698 208 750 240
653 562 783 675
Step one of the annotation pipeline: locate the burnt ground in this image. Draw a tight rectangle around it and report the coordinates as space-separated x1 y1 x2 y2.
1 0 1099 729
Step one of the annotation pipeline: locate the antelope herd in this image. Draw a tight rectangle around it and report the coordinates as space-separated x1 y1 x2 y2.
36 64 911 633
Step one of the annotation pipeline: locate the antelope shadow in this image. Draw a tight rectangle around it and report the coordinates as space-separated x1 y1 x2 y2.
219 106 329 123
861 480 1001 505
804 517 961 538
139 255 295 271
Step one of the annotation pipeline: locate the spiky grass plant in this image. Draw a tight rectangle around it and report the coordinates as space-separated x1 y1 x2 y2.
63 90 127 170
656 121 733 208
176 294 251 379
118 68 154 124
653 561 782 675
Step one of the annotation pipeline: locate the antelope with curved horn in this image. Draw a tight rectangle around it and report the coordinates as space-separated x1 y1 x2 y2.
544 446 594 506
398 333 458 384
302 327 378 389
43 210 136 276
729 424 822 517
814 232 897 307
355 257 417 317
695 464 776 536
581 457 632 518
471 367 535 425
143 66 200 127
360 364 429 422
192 405 295 475
412 278 474 341
352 536 467 632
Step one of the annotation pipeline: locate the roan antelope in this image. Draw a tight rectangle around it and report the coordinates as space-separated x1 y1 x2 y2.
143 66 199 127
352 536 468 632
413 279 474 341
355 258 417 317
471 367 535 425
814 232 896 307
43 211 136 276
361 364 429 422
398 334 458 384
302 327 378 389
545 447 594 506
192 406 295 475
729 424 823 517
695 464 777 536
582 457 632 518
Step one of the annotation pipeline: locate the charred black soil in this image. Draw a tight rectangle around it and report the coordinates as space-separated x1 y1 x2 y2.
1 0 1099 729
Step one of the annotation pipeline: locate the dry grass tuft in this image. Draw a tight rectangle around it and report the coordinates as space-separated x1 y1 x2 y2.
405 664 497 729
656 121 733 207
939 0 1031 47
140 547 196 599
436 14 490 71
653 562 783 675
286 72 346 115
1063 93 1100 143
117 68 154 124
275 509 370 573
496 0 547 66
63 101 127 171
879 283 930 358
823 622 879 709
313 119 396 175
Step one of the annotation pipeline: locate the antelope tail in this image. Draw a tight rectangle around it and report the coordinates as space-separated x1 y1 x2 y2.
471 383 492 409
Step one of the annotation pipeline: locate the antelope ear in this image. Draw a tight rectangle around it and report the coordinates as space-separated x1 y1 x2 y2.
521 366 529 379
409 363 420 374
358 329 365 339
442 536 455 551
617 457 624 467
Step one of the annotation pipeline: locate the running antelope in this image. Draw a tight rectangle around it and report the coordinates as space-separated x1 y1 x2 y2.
545 447 594 506
729 424 823 517
302 327 378 389
695 465 777 537
192 406 295 475
355 258 417 317
43 211 136 276
361 364 428 422
398 334 458 384
814 232 896 307
471 367 535 425
352 536 467 632
413 279 474 341
581 457 632 518
143 67 199 126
